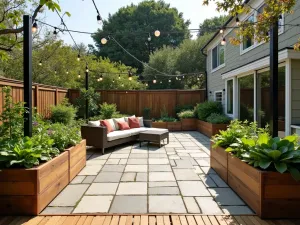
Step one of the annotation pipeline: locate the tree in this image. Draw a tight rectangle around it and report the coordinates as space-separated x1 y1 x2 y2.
0 40 145 90
202 0 298 48
0 0 65 60
91 0 191 72
198 15 229 36
142 33 212 89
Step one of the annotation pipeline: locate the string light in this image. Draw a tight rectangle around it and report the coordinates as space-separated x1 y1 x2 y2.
101 38 108 45
221 37 226 46
100 74 103 81
160 81 162 84
153 77 157 84
113 79 115 83
128 73 132 81
220 28 224 34
32 21 38 33
97 14 102 25
39 60 42 66
183 75 185 79
176 77 178 80
86 65 89 73
77 54 81 61
279 14 283 20
54 69 57 74
154 30 160 37
197 76 200 81
53 27 58 35
236 17 240 26
119 74 121 79
78 72 81 78
148 33 151 42
66 69 69 74
169 79 171 83
145 83 148 87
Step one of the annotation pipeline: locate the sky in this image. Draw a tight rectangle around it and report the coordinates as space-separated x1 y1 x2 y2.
44 0 223 47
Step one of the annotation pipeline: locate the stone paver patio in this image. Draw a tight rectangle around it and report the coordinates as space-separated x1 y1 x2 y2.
42 131 254 215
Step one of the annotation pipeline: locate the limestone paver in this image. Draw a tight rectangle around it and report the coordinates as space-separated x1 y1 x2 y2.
89 153 110 160
102 165 125 172
136 173 147 181
125 165 147 172
149 196 187 213
183 197 201 213
148 187 180 195
195 197 223 214
71 176 85 184
106 159 120 164
119 159 128 164
200 175 217 187
116 182 147 195
173 159 194 169
148 154 168 158
149 172 176 181
82 176 96 184
78 165 102 175
121 172 136 182
196 158 210 167
178 181 211 196
173 169 200 181
109 154 129 159
49 184 89 207
94 172 122 183
201 167 216 174
127 159 148 165
41 207 74 214
73 196 113 213
209 188 245 205
149 182 178 187
110 196 147 213
148 158 169 165
209 174 228 187
129 154 148 158
222 206 254 215
86 183 118 195
149 165 172 172
86 160 106 165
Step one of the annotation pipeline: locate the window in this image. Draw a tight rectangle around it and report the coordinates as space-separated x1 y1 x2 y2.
212 44 225 70
227 80 233 114
242 15 255 50
215 91 223 103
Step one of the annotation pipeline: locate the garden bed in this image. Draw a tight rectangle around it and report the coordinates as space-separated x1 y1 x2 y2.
181 118 197 130
152 121 167 129
197 120 228 137
210 142 228 182
167 121 182 131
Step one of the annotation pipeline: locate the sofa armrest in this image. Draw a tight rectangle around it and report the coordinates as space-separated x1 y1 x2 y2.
143 119 152 128
81 125 107 148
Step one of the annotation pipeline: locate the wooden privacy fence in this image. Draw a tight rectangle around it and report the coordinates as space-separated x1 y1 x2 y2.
0 77 68 118
69 89 206 118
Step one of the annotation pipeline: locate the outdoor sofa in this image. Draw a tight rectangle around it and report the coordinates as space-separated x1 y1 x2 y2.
81 116 167 154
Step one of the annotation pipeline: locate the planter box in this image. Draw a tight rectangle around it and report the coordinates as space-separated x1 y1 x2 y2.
181 118 197 130
197 120 228 137
167 121 182 131
0 151 69 215
227 155 300 219
65 140 86 181
210 142 228 182
152 122 167 129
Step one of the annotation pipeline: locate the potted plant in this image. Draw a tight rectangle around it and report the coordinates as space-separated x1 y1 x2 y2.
142 107 152 127
195 101 230 137
177 110 197 130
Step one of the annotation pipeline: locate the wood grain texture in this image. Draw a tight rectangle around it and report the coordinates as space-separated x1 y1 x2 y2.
181 119 197 131
197 120 228 137
210 144 228 182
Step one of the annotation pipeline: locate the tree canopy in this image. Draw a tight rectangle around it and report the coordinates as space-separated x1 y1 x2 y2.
142 33 212 90
91 0 191 73
198 15 229 36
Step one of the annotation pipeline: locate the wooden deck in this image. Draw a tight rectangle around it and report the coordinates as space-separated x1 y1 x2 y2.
0 215 299 225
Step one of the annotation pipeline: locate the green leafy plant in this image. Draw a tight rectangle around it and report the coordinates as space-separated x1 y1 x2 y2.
99 102 118 119
175 105 194 114
157 117 177 122
75 88 100 118
50 99 77 125
177 110 195 119
195 101 223 121
143 107 151 120
160 105 169 118
206 113 231 124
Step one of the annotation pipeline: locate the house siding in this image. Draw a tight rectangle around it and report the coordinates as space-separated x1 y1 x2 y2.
206 0 300 102
291 59 300 124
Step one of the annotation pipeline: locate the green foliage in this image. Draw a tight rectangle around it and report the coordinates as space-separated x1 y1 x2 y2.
92 0 190 72
160 105 168 118
99 103 118 119
206 113 231 124
195 101 223 121
0 87 26 139
143 107 151 120
157 117 177 122
177 110 195 119
50 100 77 125
75 88 100 118
175 105 194 113
198 15 229 36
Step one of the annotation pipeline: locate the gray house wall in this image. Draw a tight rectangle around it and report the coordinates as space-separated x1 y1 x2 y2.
291 59 300 124
206 0 300 101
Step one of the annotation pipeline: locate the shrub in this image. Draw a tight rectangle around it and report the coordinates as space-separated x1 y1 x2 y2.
177 110 195 119
195 101 223 121
50 100 77 125
75 88 100 118
143 107 151 119
157 117 177 122
206 113 231 124
99 102 118 119
160 105 168 118
175 105 194 114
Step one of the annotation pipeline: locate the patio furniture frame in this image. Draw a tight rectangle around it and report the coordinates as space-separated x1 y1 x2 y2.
139 130 169 147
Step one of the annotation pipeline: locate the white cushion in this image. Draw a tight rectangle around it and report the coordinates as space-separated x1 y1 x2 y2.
124 115 136 122
107 130 132 141
113 117 126 130
107 119 117 131
138 117 144 127
144 128 169 132
129 127 147 136
88 120 100 126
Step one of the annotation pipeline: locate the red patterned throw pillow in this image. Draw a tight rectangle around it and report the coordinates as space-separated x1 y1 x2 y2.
117 121 130 130
100 120 114 133
128 117 140 128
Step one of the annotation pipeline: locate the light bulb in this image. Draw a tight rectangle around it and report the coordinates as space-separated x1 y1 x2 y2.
101 38 107 45
183 75 185 79
77 54 80 61
154 30 160 37
220 29 224 34
86 65 89 73
153 79 157 84
148 34 151 42
119 74 121 79
129 76 132 81
113 79 115 83
53 28 58 35
197 77 200 81
97 14 102 25
32 22 38 33
54 70 57 74
221 37 226 46
39 61 42 66
160 81 162 84
146 83 148 86
169 79 171 83
236 17 240 26
176 77 178 80
78 74 81 78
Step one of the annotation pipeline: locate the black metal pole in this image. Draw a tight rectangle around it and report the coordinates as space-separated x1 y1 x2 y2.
23 15 32 137
85 66 89 120
270 21 279 137
148 40 151 56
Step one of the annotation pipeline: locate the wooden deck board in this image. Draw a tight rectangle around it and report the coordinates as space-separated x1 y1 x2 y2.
0 215 294 225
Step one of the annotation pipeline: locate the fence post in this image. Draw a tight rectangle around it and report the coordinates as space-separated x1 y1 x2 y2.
55 88 58 105
34 85 39 110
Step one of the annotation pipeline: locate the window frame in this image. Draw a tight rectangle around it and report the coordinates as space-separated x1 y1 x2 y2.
214 90 223 104
211 44 225 73
225 79 234 116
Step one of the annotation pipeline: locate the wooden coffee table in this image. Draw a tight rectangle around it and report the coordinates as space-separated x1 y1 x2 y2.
139 130 169 147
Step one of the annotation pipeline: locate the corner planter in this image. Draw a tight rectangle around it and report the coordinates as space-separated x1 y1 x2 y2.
197 120 228 137
227 155 300 219
0 151 69 215
167 121 182 131
210 142 228 182
65 140 86 181
143 119 153 128
181 118 197 131
152 121 167 129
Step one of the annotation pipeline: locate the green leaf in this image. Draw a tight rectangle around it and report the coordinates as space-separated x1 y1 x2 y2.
65 12 71 17
274 162 287 173
284 135 298 143
225 147 234 152
289 167 300 181
268 150 282 160
257 133 269 145
241 137 255 147
259 160 272 169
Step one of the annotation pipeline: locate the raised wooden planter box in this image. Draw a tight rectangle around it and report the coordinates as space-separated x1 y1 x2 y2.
197 120 228 137
210 142 228 182
65 139 86 181
152 122 167 129
0 151 69 215
167 121 182 131
181 118 197 130
227 154 300 219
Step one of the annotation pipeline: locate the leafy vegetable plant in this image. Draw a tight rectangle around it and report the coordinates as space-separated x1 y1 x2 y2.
177 110 195 119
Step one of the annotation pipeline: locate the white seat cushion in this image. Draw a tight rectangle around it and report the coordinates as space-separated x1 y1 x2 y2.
144 128 169 132
88 120 100 126
129 127 148 136
137 117 144 127
107 130 132 141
